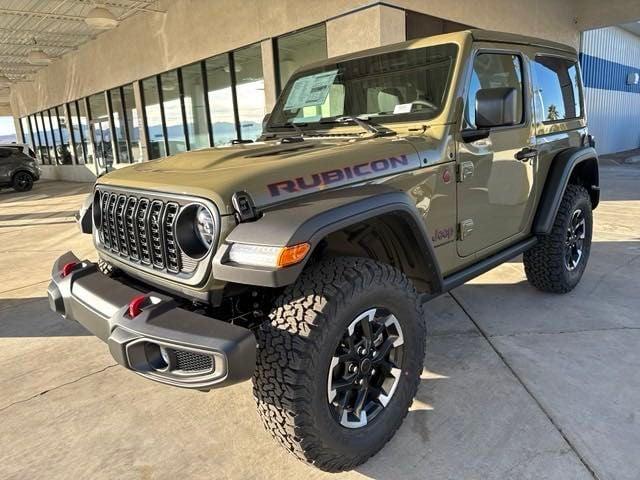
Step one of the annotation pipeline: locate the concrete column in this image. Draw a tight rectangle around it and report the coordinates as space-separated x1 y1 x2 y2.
132 80 150 162
13 116 22 142
326 4 406 57
261 39 278 113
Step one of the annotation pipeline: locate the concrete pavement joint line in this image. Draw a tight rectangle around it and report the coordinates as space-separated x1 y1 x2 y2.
0 364 118 413
0 280 49 295
489 326 640 338
448 291 600 480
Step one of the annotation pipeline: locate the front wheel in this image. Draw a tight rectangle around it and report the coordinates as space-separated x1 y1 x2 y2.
253 257 426 472
12 172 34 192
524 184 593 293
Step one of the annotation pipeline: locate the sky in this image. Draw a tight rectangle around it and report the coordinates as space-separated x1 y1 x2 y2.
0 116 16 136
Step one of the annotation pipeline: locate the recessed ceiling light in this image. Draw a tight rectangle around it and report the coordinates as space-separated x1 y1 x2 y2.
28 49 51 65
85 6 119 29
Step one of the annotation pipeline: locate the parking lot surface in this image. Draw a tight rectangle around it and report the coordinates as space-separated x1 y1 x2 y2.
1 164 639 480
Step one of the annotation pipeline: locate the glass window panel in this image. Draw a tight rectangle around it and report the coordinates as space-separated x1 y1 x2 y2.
206 55 236 146
68 103 80 160
532 57 582 123
78 100 94 164
69 101 86 164
20 117 32 151
89 93 113 168
37 113 51 164
234 44 265 142
29 116 43 164
182 63 210 150
142 76 166 159
466 53 523 128
122 84 143 163
48 109 62 164
277 25 327 89
44 111 58 164
272 44 458 126
53 107 73 164
109 87 130 163
160 70 187 155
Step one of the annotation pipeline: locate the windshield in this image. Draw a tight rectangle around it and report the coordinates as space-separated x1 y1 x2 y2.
269 43 458 128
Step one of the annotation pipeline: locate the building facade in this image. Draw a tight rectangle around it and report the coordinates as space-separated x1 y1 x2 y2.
9 0 640 181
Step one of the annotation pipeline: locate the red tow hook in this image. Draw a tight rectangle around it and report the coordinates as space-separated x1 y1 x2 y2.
60 261 78 278
128 294 148 318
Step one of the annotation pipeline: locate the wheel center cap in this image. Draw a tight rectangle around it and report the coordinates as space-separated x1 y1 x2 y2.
360 358 372 374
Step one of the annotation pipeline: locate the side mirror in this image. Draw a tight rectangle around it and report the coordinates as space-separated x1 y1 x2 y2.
475 87 518 128
262 113 271 129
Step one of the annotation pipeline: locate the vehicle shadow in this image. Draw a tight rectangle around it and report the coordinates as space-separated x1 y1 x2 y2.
0 295 90 337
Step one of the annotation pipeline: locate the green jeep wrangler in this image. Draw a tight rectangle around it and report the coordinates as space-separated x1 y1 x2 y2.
48 29 599 471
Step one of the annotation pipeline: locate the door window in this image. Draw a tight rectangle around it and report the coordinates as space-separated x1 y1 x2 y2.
532 56 582 123
466 53 524 128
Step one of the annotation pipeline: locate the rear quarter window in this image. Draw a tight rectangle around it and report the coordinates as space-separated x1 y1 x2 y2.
532 56 582 124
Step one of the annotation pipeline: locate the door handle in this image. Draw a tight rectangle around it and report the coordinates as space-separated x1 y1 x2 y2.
515 147 538 161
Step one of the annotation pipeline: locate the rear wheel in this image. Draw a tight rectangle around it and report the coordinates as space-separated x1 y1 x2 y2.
253 257 426 471
524 184 592 293
12 172 34 192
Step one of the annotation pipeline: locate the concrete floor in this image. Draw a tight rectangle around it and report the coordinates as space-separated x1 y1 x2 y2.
1 164 638 480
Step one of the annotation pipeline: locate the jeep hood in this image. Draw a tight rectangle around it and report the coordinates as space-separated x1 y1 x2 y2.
98 136 429 214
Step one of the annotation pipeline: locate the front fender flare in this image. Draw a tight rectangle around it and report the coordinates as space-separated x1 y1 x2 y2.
212 185 443 290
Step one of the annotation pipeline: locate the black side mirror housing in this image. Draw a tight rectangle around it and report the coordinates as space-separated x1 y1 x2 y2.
475 87 518 128
461 128 490 143
262 113 271 129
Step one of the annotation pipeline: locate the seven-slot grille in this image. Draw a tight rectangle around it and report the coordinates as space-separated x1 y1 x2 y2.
98 190 182 273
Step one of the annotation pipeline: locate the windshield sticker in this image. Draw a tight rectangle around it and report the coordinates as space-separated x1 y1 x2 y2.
284 70 339 110
393 103 413 114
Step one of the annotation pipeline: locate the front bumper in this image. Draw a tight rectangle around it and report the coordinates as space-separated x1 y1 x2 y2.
47 252 256 390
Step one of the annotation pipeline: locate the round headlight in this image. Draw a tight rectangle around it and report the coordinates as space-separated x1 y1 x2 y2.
195 206 214 248
92 191 102 229
175 204 217 260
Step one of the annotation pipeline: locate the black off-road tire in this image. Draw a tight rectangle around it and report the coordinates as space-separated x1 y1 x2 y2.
253 256 426 472
524 184 592 293
12 172 34 192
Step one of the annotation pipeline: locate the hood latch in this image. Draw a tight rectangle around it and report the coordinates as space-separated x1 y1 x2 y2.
232 191 259 223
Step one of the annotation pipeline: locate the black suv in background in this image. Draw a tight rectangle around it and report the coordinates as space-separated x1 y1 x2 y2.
0 146 41 192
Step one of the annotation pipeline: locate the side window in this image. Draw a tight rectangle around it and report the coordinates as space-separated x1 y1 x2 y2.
532 56 582 123
466 53 524 128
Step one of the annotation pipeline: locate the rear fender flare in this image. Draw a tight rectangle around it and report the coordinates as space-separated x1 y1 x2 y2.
533 146 599 235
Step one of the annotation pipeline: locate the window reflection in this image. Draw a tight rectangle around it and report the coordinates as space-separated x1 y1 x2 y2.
234 44 265 142
55 107 73 165
182 63 210 150
277 25 327 90
37 113 51 164
142 77 166 159
122 84 143 162
109 87 130 163
160 70 187 155
88 93 113 169
206 55 236 146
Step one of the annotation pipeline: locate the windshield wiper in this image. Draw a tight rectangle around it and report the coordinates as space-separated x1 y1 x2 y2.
319 116 396 137
270 122 318 138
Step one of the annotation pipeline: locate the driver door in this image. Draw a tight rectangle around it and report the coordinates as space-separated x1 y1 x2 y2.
456 49 537 257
